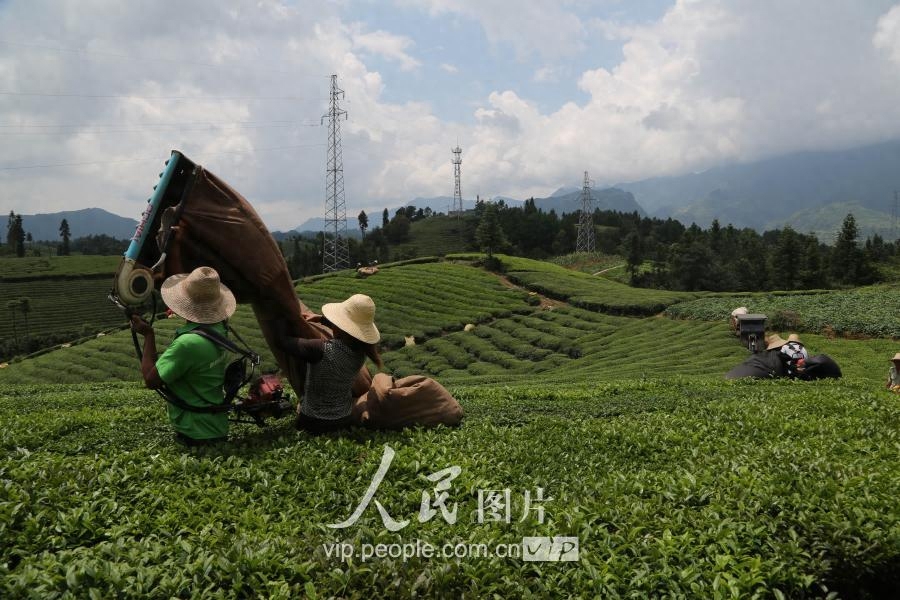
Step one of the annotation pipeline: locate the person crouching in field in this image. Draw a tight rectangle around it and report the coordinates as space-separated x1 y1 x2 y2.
888 353 900 391
130 266 236 446
275 294 383 434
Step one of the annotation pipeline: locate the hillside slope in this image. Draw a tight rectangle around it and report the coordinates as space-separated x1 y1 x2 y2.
2 257 898 598
2 256 894 384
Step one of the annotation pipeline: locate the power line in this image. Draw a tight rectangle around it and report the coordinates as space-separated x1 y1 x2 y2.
0 143 326 171
0 91 315 101
0 122 322 137
0 39 326 78
0 119 311 129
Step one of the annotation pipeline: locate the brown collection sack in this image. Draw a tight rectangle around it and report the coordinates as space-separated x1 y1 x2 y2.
127 152 370 398
352 372 463 430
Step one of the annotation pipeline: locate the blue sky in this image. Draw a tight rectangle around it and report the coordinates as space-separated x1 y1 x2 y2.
2 1 900 230
345 1 673 123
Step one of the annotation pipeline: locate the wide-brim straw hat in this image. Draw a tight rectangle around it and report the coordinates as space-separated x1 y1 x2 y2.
322 294 380 344
161 266 236 324
890 353 900 362
787 333 803 344
765 333 788 350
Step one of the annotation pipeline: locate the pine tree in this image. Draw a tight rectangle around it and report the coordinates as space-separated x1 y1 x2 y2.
358 210 368 239
770 226 800 289
475 203 508 259
625 231 642 283
831 213 860 284
59 218 71 256
6 211 14 250
13 215 25 257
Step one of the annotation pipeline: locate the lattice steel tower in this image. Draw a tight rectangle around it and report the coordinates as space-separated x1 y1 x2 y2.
451 144 463 217
322 74 350 272
575 170 596 253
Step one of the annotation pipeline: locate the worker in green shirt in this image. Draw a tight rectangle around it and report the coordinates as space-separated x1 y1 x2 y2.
130 266 236 445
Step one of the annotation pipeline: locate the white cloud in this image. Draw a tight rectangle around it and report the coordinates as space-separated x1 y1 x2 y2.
397 0 587 60
874 4 900 65
350 25 421 71
533 66 560 83
4 0 900 228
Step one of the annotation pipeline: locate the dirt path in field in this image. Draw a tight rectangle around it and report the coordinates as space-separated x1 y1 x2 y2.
496 274 565 310
592 264 625 276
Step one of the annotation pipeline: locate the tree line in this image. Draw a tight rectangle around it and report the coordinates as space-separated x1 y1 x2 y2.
283 200 895 291
3 213 127 257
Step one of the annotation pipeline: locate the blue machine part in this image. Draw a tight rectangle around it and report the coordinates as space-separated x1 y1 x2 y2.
124 151 181 261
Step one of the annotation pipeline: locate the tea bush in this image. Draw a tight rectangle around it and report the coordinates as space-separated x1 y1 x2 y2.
665 286 900 338
1 379 898 598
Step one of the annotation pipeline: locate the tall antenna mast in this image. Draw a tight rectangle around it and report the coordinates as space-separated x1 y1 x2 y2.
322 74 350 272
575 170 596 253
451 144 463 218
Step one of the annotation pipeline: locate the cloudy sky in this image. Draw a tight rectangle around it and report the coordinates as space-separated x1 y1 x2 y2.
2 0 900 230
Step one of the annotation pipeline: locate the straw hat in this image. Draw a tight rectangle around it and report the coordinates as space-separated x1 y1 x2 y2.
787 333 803 344
765 333 787 350
890 353 900 362
322 294 380 344
161 266 236 324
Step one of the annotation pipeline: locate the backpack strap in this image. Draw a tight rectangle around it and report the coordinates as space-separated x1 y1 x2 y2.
159 325 260 412
189 325 260 365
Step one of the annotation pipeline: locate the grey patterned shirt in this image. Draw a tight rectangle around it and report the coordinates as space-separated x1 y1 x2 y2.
301 338 365 420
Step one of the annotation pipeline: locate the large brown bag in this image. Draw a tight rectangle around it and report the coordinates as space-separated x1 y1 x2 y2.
352 373 463 430
120 151 370 398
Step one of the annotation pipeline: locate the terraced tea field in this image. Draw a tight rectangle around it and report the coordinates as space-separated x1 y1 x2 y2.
1 255 898 598
0 256 125 349
667 285 900 339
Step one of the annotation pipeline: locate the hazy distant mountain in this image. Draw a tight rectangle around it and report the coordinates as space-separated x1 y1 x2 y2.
282 219 363 238
616 139 900 230
550 186 580 197
534 187 645 216
773 202 896 242
3 208 137 242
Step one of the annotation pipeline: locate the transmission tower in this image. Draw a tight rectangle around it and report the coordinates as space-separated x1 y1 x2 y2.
451 144 463 218
575 171 596 253
322 74 350 272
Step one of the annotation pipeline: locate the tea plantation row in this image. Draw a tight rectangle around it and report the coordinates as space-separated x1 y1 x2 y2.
1 378 897 598
3 258 895 385
666 286 900 339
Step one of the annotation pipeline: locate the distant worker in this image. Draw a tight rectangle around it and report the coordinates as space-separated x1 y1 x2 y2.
780 333 809 378
888 353 900 391
275 294 383 434
130 266 236 446
730 306 748 332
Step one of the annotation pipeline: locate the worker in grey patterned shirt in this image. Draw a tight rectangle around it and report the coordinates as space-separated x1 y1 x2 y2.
276 294 383 434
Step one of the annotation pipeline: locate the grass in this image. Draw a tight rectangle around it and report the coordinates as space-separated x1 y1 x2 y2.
2 256 899 598
0 276 126 345
666 285 900 339
392 215 473 258
0 255 120 279
485 254 704 315
0 378 897 598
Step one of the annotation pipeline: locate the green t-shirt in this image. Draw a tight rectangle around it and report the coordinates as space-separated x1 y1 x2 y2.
156 322 230 440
